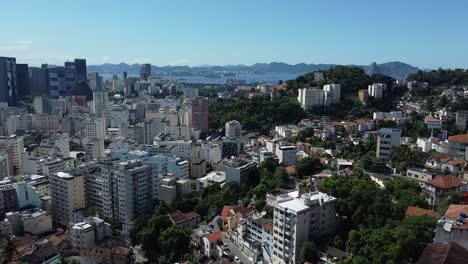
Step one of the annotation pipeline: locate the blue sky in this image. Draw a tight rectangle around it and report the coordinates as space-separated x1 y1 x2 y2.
1 0 467 68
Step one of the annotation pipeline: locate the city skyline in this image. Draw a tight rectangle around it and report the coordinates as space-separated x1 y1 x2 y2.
1 0 468 69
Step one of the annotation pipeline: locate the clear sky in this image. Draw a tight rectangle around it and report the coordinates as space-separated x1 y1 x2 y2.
1 0 467 68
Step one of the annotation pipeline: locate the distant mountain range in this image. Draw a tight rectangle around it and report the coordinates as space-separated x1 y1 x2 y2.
88 61 420 79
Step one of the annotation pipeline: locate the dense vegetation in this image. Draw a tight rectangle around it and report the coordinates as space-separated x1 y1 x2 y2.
209 96 307 134
286 66 395 94
319 174 435 264
130 182 249 262
408 68 468 86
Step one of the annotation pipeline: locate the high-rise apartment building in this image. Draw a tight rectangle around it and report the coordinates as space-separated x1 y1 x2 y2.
323 83 341 105
225 120 242 139
92 91 108 118
98 160 159 223
297 88 324 110
50 172 86 226
268 191 337 264
0 135 24 175
189 97 209 133
84 117 106 157
0 57 18 106
368 83 387 99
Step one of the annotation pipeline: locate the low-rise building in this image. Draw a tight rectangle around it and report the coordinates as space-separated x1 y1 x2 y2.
434 204 468 249
168 211 201 228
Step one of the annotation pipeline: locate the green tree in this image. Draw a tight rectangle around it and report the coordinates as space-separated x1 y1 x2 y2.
296 157 324 178
159 226 192 262
299 240 319 262
0 235 17 264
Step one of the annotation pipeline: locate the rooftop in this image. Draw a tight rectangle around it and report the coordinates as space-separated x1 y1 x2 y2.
448 134 468 143
417 242 468 264
405 206 439 218
427 174 462 189
444 204 468 220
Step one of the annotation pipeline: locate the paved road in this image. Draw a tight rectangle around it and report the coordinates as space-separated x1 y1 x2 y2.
222 236 253 264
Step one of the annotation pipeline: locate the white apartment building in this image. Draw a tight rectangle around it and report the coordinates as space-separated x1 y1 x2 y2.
368 83 387 99
298 84 341 110
297 88 324 110
269 191 337 264
225 120 242 139
323 84 341 105
50 172 86 226
84 117 106 157
0 135 24 175
71 217 111 250
276 145 297 166
92 91 108 118
376 128 402 159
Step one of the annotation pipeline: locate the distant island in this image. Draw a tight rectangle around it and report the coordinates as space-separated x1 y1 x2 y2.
87 61 421 80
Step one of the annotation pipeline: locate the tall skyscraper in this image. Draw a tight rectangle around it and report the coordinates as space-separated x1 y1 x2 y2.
28 67 49 96
46 65 66 97
74 59 87 81
64 61 76 95
189 97 209 133
16 63 29 100
0 57 18 106
140 63 151 81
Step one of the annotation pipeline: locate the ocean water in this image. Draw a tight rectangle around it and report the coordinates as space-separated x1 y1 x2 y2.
100 73 300 84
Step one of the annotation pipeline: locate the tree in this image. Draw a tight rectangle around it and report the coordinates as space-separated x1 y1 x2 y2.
159 226 191 262
0 235 17 264
296 157 324 178
299 240 319 262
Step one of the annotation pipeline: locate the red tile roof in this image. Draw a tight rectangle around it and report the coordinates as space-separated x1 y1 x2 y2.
430 153 453 163
427 174 462 189
448 134 468 143
205 231 222 242
221 205 234 222
417 242 468 264
405 206 439 218
444 204 468 220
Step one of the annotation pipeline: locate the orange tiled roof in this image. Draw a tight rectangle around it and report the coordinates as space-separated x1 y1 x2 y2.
417 242 468 264
221 205 233 221
430 153 453 163
205 231 222 242
448 134 468 143
405 206 439 218
444 204 468 220
427 174 462 189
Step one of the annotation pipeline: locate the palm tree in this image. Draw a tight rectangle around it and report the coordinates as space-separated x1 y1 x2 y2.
0 235 17 264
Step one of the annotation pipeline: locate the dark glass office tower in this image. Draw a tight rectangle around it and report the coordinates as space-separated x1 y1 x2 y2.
0 57 18 106
16 63 29 99
140 63 151 81
74 59 87 81
29 67 49 96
